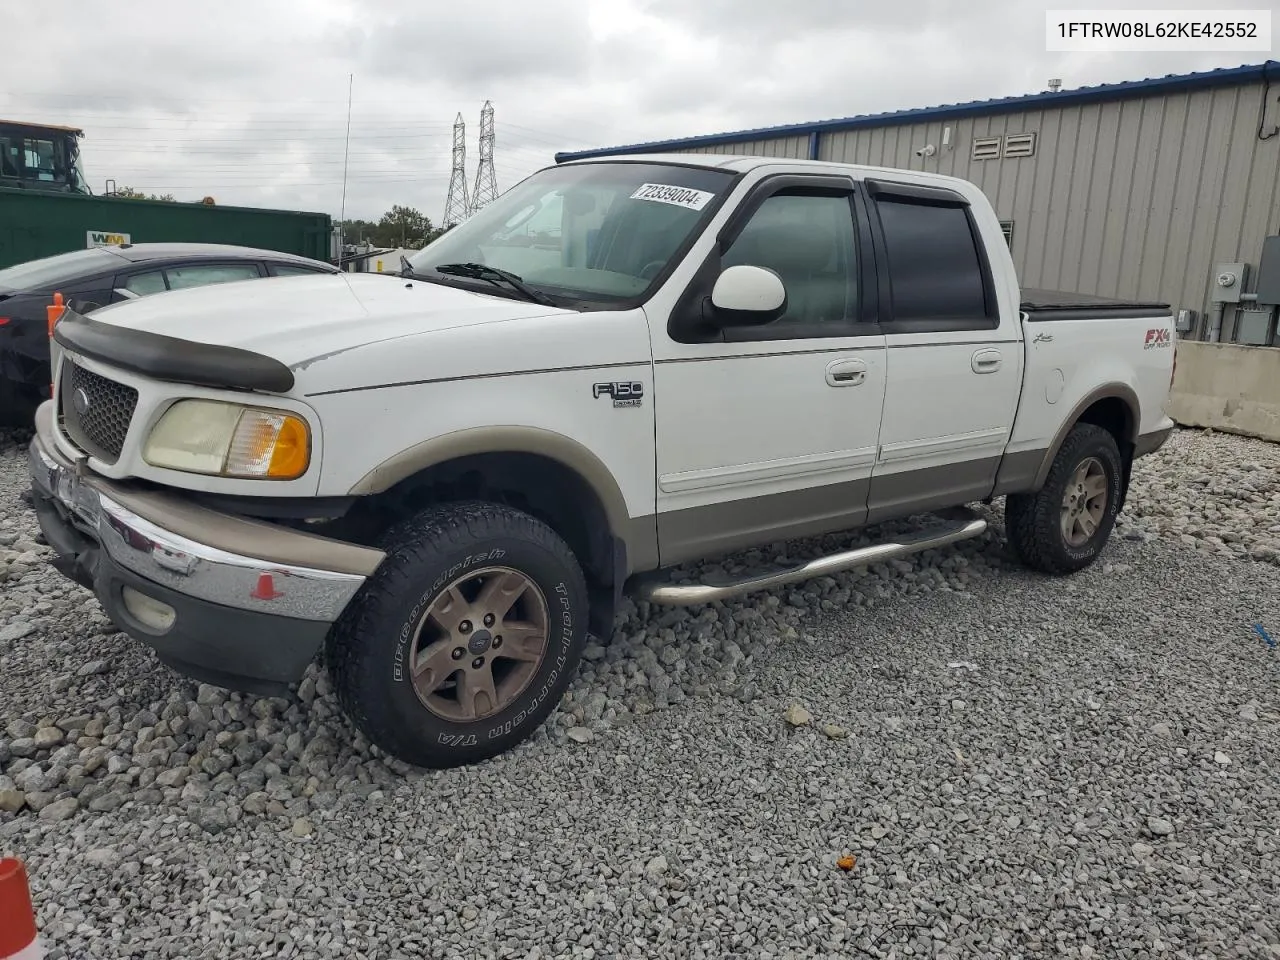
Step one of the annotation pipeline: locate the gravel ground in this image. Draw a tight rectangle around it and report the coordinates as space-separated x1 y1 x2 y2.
2 425 1279 959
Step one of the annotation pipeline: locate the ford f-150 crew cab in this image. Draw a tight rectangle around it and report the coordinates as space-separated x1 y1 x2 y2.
25 154 1176 768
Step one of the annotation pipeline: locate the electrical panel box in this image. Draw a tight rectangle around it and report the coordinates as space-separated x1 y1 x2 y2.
1256 236 1280 305
1235 307 1275 346
1210 262 1249 304
1175 308 1195 333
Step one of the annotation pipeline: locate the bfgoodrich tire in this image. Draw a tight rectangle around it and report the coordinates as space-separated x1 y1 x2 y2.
1004 423 1124 575
326 500 589 768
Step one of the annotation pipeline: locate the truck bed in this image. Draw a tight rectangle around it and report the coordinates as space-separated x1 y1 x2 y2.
1020 287 1171 322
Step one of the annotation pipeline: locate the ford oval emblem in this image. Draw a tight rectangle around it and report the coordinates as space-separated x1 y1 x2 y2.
72 387 91 416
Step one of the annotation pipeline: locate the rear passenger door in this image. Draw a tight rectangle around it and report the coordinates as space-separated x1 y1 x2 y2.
864 179 1022 521
650 173 887 565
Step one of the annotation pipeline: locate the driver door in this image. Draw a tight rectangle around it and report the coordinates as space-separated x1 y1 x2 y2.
649 173 887 566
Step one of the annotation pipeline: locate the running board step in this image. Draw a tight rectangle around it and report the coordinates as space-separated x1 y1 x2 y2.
633 510 988 607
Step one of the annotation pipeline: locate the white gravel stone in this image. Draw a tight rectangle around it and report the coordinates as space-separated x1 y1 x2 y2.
36 797 78 822
0 622 35 643
3 424 1280 958
784 703 812 726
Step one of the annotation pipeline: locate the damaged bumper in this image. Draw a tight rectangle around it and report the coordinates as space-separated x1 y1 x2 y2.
25 401 384 695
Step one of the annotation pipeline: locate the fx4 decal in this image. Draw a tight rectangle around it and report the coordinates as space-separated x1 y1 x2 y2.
593 381 644 407
1143 328 1172 349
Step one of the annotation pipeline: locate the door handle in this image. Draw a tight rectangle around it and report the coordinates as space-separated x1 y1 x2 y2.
972 348 1002 374
826 358 867 387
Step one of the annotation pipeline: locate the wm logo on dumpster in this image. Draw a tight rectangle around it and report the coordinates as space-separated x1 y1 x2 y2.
86 230 131 248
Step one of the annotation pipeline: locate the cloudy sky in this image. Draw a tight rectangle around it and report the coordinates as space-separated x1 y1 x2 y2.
3 1 1265 225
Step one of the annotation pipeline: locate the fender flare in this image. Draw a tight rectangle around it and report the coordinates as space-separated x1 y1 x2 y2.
1031 383 1141 491
346 425 659 572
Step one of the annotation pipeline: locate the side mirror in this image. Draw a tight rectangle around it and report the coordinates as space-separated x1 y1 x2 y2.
709 264 786 326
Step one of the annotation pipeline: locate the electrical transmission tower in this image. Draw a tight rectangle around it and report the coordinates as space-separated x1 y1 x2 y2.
442 112 470 227
470 100 499 214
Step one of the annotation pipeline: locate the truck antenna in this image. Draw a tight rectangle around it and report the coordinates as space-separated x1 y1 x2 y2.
338 73 354 267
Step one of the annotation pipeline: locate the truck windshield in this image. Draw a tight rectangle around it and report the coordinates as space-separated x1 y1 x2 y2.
406 161 736 306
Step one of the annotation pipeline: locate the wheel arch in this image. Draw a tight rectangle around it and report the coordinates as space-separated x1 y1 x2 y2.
1032 384 1140 492
346 426 659 635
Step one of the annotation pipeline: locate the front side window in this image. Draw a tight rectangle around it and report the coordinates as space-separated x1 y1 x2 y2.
876 198 990 321
721 191 857 327
166 263 262 290
23 138 57 182
406 161 735 306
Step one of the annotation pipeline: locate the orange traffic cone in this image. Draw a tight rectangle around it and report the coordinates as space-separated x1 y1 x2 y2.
47 292 66 398
0 857 42 959
46 292 64 338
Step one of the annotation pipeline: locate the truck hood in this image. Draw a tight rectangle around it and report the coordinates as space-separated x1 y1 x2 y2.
84 272 571 368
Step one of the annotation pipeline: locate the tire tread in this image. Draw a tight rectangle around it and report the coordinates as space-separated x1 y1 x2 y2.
325 500 587 767
1005 423 1121 576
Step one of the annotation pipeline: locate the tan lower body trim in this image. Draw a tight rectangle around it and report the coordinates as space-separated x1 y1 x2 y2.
656 479 870 568
990 447 1049 497
865 456 1001 525
1134 425 1173 458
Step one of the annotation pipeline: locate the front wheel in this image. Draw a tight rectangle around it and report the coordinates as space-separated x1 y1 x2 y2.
1004 423 1124 575
326 501 589 768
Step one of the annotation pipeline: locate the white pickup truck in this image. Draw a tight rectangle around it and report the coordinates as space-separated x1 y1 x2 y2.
26 154 1176 767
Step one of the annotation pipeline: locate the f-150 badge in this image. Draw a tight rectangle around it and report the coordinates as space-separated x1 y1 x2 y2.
593 381 644 407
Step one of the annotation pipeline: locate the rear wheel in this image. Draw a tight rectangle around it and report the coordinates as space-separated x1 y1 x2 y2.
1005 423 1124 575
326 500 589 768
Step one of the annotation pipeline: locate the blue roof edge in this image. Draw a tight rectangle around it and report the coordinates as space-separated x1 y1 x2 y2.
555 60 1278 163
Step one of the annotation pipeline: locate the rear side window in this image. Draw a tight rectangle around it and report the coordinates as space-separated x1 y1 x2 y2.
122 271 167 296
269 263 328 277
167 263 262 290
875 198 990 323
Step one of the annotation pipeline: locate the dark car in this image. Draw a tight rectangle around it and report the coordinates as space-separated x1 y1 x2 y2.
0 242 338 425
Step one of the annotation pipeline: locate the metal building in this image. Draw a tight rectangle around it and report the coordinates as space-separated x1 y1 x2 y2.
556 61 1280 344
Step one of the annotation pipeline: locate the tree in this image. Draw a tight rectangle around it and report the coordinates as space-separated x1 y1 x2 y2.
113 185 176 202
375 205 432 248
423 222 454 245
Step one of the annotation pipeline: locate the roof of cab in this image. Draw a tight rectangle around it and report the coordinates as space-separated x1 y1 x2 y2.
555 151 979 188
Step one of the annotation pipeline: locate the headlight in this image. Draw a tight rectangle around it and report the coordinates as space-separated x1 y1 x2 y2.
143 399 311 480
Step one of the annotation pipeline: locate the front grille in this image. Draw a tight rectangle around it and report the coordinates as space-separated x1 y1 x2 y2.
59 361 138 463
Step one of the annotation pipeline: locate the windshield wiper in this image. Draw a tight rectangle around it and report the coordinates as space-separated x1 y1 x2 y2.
433 262 557 307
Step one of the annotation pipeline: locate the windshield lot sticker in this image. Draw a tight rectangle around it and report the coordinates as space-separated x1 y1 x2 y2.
630 183 715 211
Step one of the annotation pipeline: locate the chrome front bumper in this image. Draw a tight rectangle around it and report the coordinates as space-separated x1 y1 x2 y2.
26 402 386 693
27 401 381 627
27 436 371 623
